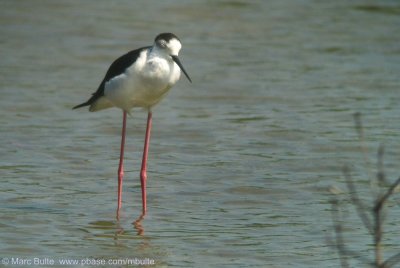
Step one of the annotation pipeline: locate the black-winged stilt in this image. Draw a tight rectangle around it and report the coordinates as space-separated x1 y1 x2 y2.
73 33 191 220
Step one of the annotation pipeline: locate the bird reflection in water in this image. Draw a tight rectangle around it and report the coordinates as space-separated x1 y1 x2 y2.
133 214 145 236
113 213 146 238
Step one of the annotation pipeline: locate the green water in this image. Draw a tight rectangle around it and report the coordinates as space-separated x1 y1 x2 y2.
1 0 400 267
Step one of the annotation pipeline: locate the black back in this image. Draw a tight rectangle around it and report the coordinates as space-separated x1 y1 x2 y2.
73 46 150 109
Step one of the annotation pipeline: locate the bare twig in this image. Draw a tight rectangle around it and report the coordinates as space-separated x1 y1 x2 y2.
376 144 388 187
353 113 377 194
330 114 400 268
353 112 364 141
329 197 375 267
375 177 400 211
331 198 350 268
374 176 400 267
342 166 373 234
383 252 400 268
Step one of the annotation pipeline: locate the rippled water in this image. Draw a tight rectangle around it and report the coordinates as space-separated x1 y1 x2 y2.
1 0 400 267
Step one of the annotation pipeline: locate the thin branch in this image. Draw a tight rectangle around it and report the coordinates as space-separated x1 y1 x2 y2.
330 114 400 268
373 145 386 266
376 144 388 187
331 198 350 268
375 176 400 212
383 252 400 268
374 178 400 268
353 112 364 142
374 176 400 267
374 197 383 266
329 197 374 267
342 166 373 234
353 113 376 194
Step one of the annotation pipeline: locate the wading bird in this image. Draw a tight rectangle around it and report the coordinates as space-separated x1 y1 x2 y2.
73 33 191 219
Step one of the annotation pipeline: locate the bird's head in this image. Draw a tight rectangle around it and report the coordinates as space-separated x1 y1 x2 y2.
154 33 192 83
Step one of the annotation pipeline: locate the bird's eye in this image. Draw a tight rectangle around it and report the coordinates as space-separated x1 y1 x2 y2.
158 40 167 48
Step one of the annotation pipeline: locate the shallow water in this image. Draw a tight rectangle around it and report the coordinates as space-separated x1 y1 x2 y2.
1 0 400 267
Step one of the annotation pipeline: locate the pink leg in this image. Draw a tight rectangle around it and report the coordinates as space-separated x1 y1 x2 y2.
116 111 127 220
140 111 152 215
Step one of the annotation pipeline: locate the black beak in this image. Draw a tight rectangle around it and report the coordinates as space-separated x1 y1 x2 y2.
171 55 192 83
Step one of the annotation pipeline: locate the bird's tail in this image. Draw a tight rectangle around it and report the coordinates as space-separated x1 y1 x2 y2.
73 95 113 112
72 92 100 110
72 101 91 109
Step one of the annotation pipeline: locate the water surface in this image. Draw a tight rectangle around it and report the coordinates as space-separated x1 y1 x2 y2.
1 0 400 267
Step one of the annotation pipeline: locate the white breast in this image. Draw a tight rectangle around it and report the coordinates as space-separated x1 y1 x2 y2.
104 50 181 112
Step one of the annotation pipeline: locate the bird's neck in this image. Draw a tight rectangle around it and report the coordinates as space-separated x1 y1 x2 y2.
149 46 170 61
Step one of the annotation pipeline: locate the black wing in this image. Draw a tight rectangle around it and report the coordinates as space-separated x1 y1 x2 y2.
73 46 150 109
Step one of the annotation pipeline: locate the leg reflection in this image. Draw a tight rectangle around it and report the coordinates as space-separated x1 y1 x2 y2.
133 214 145 236
114 219 125 240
